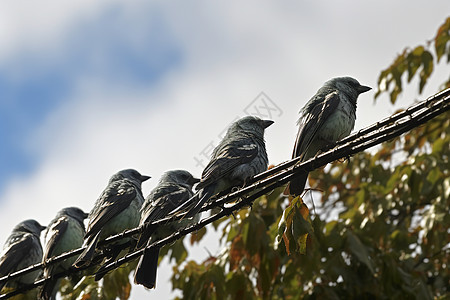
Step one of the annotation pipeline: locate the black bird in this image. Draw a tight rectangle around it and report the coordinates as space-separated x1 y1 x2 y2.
134 170 200 289
40 207 88 300
0 219 46 291
286 77 371 196
174 116 273 218
73 169 150 268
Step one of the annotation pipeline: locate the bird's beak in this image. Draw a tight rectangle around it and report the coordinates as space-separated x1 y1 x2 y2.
140 175 151 182
358 85 372 94
40 225 47 231
190 177 201 185
261 119 274 128
82 212 89 219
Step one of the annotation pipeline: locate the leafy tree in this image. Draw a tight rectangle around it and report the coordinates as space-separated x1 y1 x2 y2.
44 17 448 300
169 17 450 300
375 17 450 102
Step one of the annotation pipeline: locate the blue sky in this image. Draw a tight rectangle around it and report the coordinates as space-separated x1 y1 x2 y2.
0 5 182 193
0 1 448 298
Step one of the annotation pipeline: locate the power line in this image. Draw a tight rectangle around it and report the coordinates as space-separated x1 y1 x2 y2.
76 87 450 277
0 88 448 299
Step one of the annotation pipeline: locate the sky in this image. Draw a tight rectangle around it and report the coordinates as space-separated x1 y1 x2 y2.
0 1 449 298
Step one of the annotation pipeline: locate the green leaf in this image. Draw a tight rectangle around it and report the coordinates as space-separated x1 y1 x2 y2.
390 86 401 104
2 287 39 300
226 270 255 299
412 45 425 56
346 231 374 274
62 275 99 300
413 279 434 300
324 220 338 235
406 48 422 82
196 264 226 299
190 226 207 245
390 230 409 249
426 168 442 186
241 216 250 247
245 212 266 256
434 17 450 62
278 197 312 255
409 169 422 202
431 136 445 153
291 207 311 238
419 50 434 93
102 265 132 300
169 239 188 264
229 235 245 271
291 207 312 255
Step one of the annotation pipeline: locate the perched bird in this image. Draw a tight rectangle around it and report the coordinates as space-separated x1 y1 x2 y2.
134 170 200 289
73 169 150 268
40 207 88 300
0 219 46 291
286 77 371 196
175 116 273 218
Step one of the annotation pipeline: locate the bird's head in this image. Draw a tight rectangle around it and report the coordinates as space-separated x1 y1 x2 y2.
110 169 151 185
230 116 274 136
13 219 46 236
328 77 371 100
59 207 89 223
160 170 200 188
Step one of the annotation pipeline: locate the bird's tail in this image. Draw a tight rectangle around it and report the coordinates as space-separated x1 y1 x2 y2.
170 191 200 216
39 278 60 300
94 240 135 281
184 186 214 219
73 231 101 268
136 223 158 249
284 171 308 197
169 186 214 219
134 246 160 289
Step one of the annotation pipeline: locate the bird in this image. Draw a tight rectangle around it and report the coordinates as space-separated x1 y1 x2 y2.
73 169 150 269
285 76 371 196
133 170 200 289
174 116 273 218
39 207 88 300
0 219 46 292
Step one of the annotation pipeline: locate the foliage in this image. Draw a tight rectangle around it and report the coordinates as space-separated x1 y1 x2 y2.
48 18 450 300
0 286 38 300
59 259 138 300
170 111 449 299
375 17 450 103
167 18 450 300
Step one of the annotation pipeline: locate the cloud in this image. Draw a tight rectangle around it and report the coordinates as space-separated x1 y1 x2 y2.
0 0 113 60
0 1 183 193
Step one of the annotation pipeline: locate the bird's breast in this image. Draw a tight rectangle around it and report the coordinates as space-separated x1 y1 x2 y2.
50 221 85 270
318 102 356 142
231 146 268 182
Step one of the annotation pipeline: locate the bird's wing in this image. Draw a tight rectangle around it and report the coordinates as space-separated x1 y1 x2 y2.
43 216 69 262
142 185 192 223
293 91 340 159
0 234 34 276
138 185 193 248
85 180 136 240
198 138 258 189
